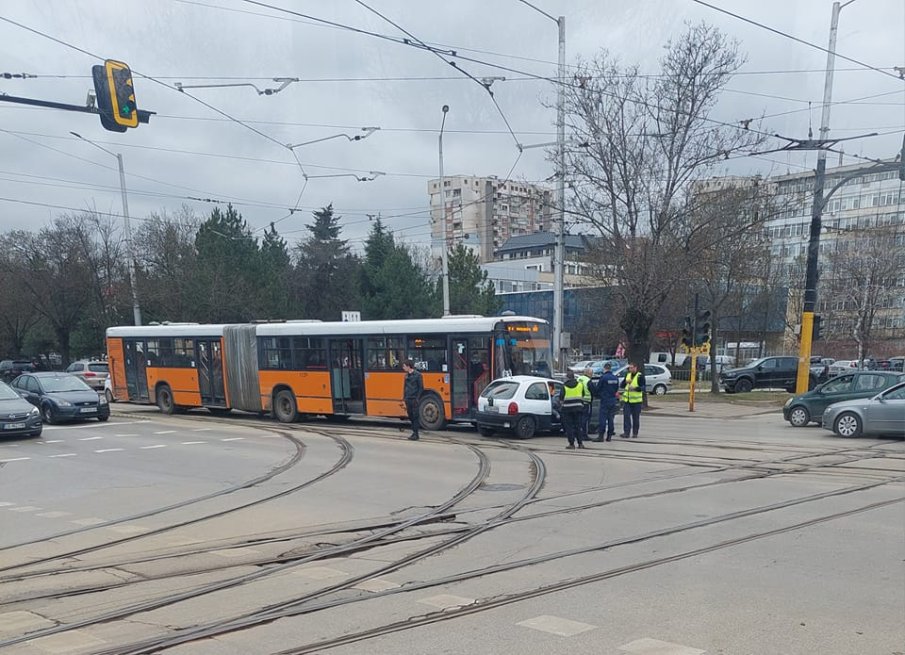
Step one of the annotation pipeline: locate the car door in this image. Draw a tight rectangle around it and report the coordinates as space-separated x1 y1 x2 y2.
864 384 905 433
776 357 799 388
523 382 551 420
755 358 778 387
813 374 854 415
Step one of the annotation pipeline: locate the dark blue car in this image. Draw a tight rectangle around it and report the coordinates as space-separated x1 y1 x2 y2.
11 372 109 425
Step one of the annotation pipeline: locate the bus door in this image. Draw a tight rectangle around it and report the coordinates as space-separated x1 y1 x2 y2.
330 338 365 415
196 339 227 406
451 338 470 417
124 339 149 402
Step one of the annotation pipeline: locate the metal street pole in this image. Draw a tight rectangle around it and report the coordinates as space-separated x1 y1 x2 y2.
70 132 142 326
796 1 842 393
439 105 451 316
553 15 566 373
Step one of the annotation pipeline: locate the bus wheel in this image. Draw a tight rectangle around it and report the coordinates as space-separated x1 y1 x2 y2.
157 385 176 415
418 395 446 431
273 390 298 423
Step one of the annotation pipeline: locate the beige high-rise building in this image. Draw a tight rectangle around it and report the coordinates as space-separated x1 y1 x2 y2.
428 175 553 264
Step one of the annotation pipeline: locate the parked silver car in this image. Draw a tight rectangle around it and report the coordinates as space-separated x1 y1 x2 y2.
822 381 905 438
65 360 109 391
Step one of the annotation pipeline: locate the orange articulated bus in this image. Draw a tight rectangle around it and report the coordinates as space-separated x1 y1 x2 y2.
106 316 552 429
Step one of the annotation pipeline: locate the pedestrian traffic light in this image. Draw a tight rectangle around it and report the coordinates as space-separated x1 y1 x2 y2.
92 59 138 132
812 314 823 342
695 309 711 346
681 317 693 350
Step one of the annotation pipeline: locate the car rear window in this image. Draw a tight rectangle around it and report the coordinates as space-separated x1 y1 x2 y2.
481 380 519 400
88 363 109 373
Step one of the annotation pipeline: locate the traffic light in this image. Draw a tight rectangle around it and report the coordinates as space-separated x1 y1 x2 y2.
695 309 711 346
812 314 823 342
92 60 138 132
681 317 693 350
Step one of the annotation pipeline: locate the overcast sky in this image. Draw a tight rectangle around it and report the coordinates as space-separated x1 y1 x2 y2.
1 0 903 250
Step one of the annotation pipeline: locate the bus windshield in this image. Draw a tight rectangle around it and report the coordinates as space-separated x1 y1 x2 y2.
496 321 552 378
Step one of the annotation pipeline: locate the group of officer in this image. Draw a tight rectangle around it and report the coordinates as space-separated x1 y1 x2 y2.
560 362 645 449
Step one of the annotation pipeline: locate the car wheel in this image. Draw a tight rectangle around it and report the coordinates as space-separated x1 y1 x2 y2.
41 404 57 425
156 384 176 415
735 378 753 393
652 384 667 396
478 426 495 437
273 390 298 423
97 415 109 422
788 406 810 427
105 388 114 404
418 395 446 431
833 412 862 438
513 416 536 439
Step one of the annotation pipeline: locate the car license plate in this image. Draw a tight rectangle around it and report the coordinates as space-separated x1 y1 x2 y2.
79 407 96 413
3 422 26 430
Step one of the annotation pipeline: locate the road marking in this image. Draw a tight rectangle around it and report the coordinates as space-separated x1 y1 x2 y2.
517 615 597 637
37 511 72 518
78 436 104 441
94 448 124 453
48 453 77 458
618 638 706 655
0 502 15 507
353 578 401 592
8 506 41 512
417 594 475 610
292 566 349 580
192 428 212 432
210 547 261 558
42 439 64 444
70 517 106 526
155 430 176 435
181 441 207 445
0 457 31 463
43 421 135 430
115 433 139 437
259 434 282 439
29 629 107 653
140 444 167 449
220 437 245 442
106 524 149 535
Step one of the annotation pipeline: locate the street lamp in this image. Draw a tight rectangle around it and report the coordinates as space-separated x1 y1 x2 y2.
438 104 450 317
70 132 142 326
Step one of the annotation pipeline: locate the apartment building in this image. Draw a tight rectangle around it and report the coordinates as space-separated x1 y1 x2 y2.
428 175 553 264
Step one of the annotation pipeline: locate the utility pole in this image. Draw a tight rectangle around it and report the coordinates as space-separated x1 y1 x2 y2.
438 105 451 316
553 15 566 372
795 1 841 394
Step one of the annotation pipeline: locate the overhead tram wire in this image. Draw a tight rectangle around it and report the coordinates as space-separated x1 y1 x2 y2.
691 0 903 83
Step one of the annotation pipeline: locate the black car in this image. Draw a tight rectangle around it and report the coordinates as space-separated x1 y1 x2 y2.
719 356 816 393
11 372 110 425
0 359 35 383
0 380 42 437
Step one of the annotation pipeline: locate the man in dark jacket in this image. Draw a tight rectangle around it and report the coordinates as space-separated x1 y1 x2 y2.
592 362 620 441
402 359 424 441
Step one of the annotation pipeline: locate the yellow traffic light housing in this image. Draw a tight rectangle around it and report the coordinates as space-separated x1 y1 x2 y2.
92 59 139 132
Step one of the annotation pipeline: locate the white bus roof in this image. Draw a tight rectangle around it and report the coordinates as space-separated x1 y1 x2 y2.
254 316 546 337
106 316 547 339
106 325 228 338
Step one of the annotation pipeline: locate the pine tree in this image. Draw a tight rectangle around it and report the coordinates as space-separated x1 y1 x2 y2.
446 243 501 316
259 223 292 319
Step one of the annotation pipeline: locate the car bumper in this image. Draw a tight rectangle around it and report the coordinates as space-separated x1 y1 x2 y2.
53 404 110 421
83 379 106 391
0 414 43 436
476 411 556 432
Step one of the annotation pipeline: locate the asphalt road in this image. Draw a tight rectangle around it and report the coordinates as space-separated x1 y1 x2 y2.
0 407 902 655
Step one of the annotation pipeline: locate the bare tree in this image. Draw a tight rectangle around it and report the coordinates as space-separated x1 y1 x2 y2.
562 22 763 364
826 224 905 364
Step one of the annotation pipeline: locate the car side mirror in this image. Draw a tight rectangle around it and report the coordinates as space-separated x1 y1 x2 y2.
756 365 763 371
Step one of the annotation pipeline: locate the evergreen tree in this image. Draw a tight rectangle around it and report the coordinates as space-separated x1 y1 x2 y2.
259 223 292 319
293 204 360 320
367 243 437 320
445 243 501 316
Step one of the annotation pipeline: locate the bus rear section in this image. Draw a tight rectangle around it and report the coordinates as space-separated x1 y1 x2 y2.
106 326 229 413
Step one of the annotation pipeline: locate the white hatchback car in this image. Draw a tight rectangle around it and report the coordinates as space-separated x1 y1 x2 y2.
476 375 563 439
614 364 673 395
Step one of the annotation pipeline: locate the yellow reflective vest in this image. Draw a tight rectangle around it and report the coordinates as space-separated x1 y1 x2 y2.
576 375 592 403
623 371 644 404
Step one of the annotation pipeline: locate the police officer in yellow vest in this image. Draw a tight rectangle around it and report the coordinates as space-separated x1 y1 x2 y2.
619 362 645 438
561 370 587 449
577 367 594 442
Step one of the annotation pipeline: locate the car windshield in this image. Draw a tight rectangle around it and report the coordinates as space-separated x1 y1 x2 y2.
746 358 768 368
41 375 92 392
0 382 20 400
481 380 520 400
496 322 552 377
